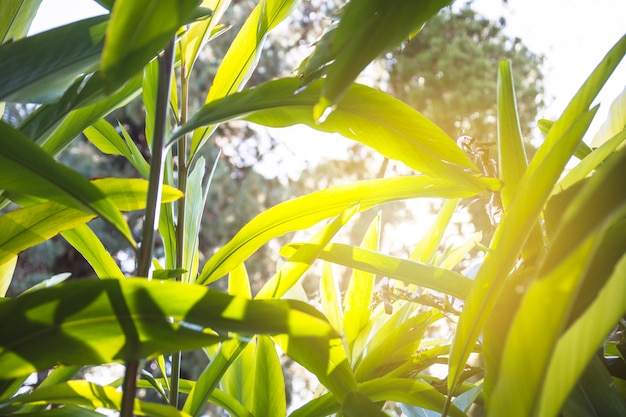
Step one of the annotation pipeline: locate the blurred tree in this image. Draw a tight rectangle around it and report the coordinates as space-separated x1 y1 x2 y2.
385 1 545 142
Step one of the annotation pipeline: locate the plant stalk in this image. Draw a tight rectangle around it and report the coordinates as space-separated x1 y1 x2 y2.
169 52 190 409
121 39 175 417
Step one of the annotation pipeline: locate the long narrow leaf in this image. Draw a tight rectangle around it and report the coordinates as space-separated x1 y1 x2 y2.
196 175 480 285
61 225 125 279
281 243 472 300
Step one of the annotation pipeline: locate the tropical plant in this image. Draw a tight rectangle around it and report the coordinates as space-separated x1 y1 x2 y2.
0 1 625 417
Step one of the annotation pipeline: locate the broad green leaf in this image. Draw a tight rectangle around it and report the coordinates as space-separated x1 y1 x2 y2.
281 243 472 300
0 256 17 297
0 16 107 103
0 278 337 379
297 0 452 118
61 224 124 279
190 0 298 156
101 0 205 88
255 206 357 299
539 248 626 417
343 213 380 355
290 377 466 417
448 34 626 397
410 199 458 263
197 175 479 285
175 78 492 191
591 85 626 147
0 0 42 43
228 263 251 298
253 335 285 417
7 380 189 416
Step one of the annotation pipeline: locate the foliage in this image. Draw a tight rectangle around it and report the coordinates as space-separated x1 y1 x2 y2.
0 1 625 417
386 3 544 141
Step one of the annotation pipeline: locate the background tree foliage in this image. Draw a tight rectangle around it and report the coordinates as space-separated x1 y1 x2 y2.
386 3 544 141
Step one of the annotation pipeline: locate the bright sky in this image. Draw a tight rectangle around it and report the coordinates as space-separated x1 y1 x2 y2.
30 0 625 149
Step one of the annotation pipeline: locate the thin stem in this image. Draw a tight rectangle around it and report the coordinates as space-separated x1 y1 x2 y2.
121 39 175 417
169 55 190 408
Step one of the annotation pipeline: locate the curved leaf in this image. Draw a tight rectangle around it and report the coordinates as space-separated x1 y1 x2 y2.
8 380 188 417
281 243 472 300
0 278 337 379
0 15 107 103
591 85 626 147
175 78 492 191
196 175 481 285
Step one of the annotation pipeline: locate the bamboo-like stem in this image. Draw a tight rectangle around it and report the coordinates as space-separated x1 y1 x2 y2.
121 39 175 417
169 52 190 408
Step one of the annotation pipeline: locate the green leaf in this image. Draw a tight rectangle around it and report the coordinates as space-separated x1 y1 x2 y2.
342 390 387 417
61 225 125 279
297 0 452 117
175 78 492 191
0 0 42 43
539 248 626 417
343 213 380 355
0 278 337 379
179 0 231 74
0 121 134 242
410 199 458 263
0 256 17 297
0 15 107 103
281 243 472 300
255 206 357 299
591 85 626 147
252 335 285 417
183 157 211 283
320 262 344 334
290 377 467 417
7 380 190 416
101 0 205 89
560 356 626 417
448 33 626 397
184 339 249 417
196 175 480 285
190 0 298 156
0 178 182 265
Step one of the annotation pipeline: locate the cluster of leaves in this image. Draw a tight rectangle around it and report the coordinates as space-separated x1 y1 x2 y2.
1 1 625 417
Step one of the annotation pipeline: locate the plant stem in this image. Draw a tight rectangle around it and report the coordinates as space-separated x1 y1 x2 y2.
169 52 190 409
121 39 175 417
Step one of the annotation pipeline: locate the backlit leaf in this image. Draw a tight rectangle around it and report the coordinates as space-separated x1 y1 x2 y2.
0 0 42 43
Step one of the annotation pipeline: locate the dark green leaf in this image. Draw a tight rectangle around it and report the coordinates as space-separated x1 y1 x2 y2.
0 0 42 43
0 15 107 103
